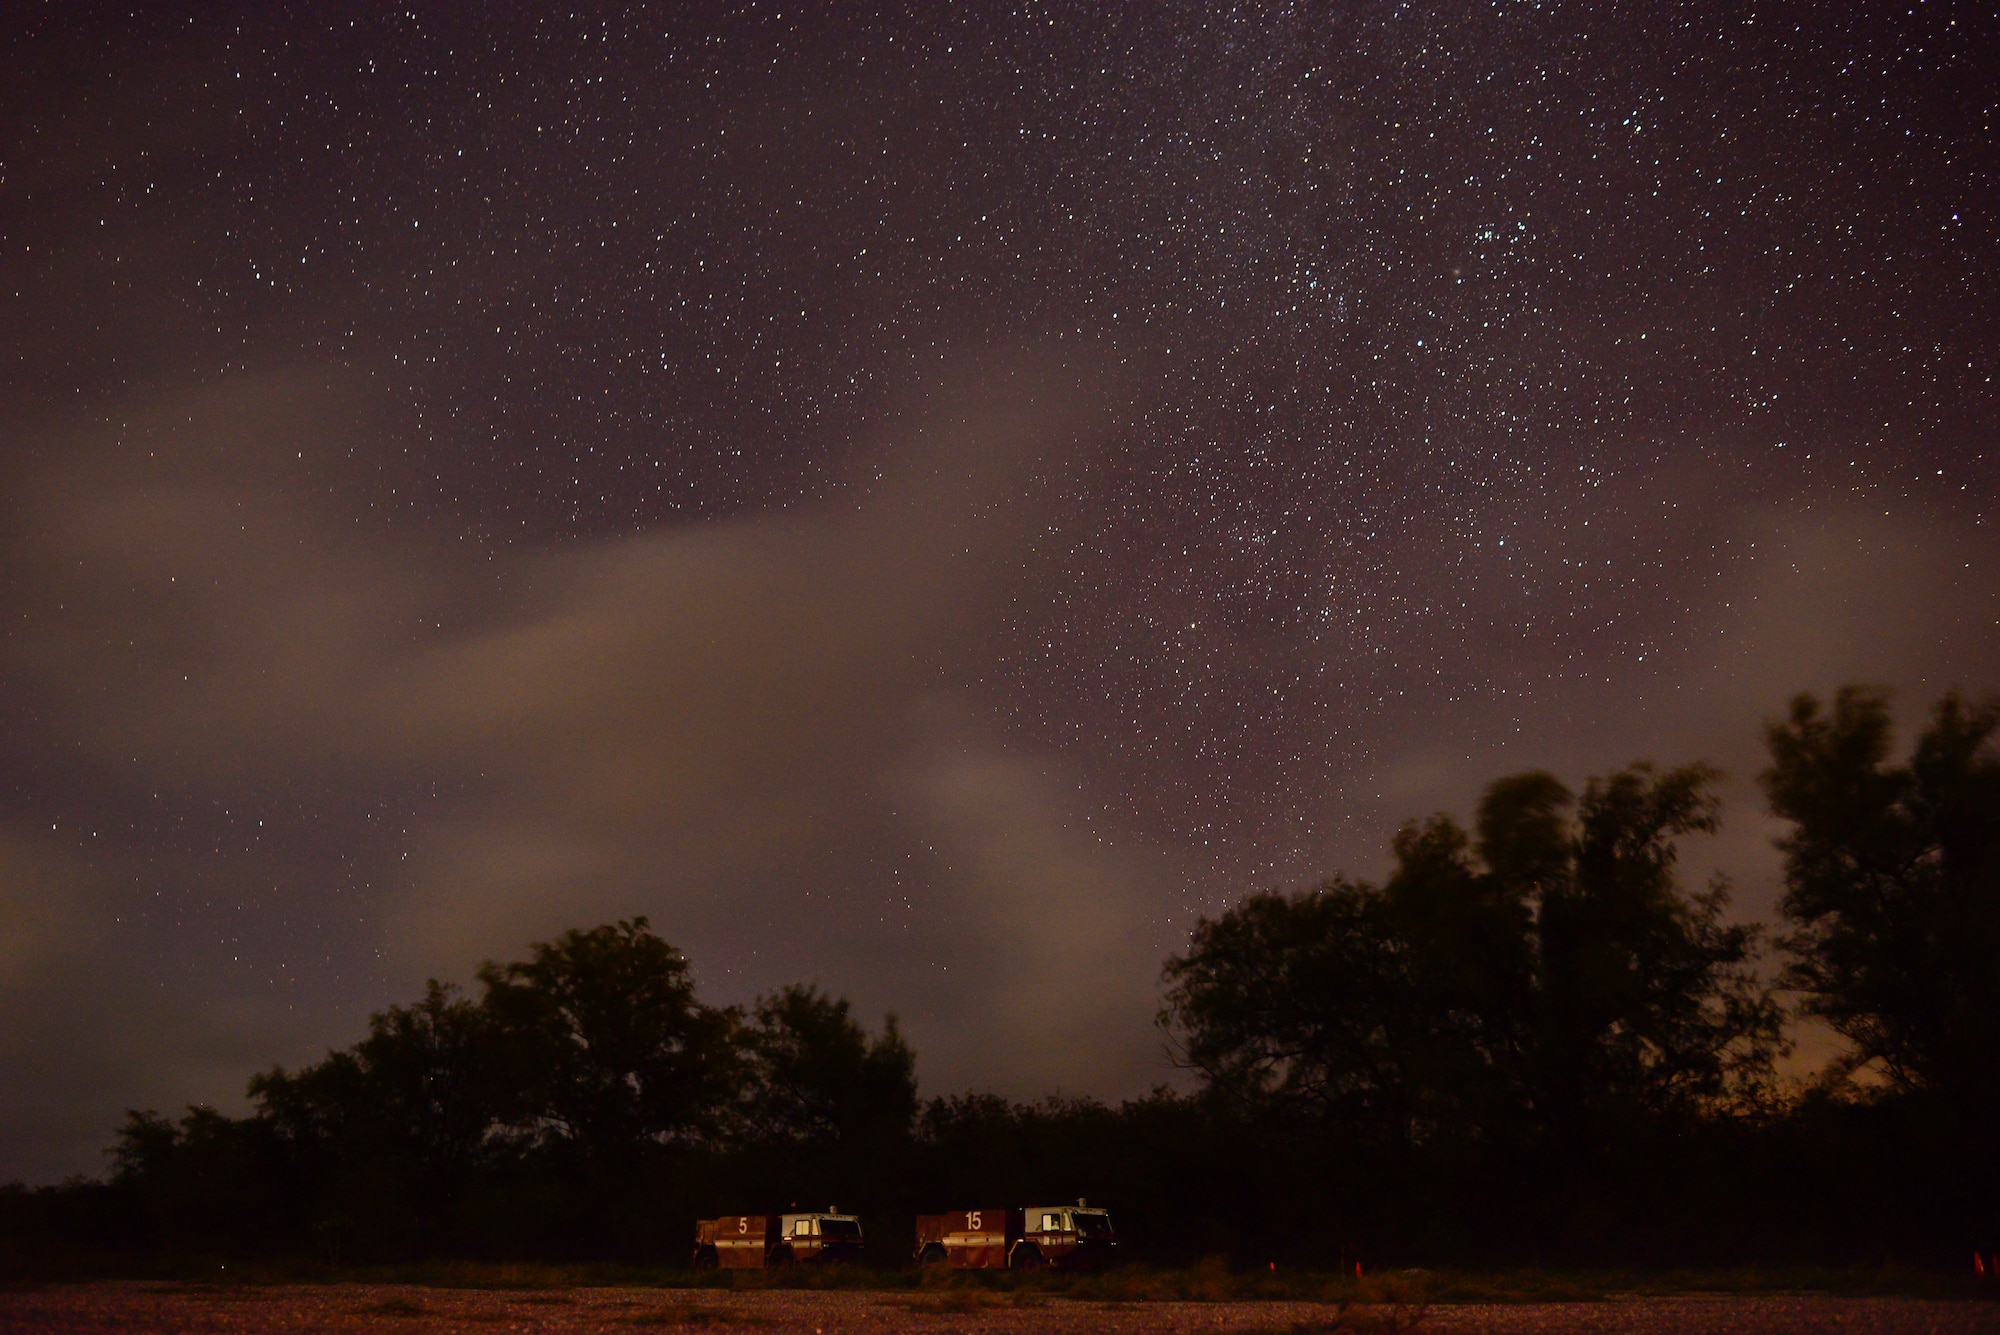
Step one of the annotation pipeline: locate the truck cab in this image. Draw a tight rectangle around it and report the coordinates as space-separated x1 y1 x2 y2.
776 1210 864 1265
1014 1200 1116 1271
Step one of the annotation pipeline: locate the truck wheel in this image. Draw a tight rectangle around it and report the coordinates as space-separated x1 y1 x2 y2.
692 1248 718 1270
919 1244 949 1268
771 1245 797 1268
1011 1245 1044 1273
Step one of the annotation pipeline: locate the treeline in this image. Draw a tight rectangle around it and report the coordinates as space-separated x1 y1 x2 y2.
14 928 926 1263
1156 687 1999 1265
4 687 1996 1269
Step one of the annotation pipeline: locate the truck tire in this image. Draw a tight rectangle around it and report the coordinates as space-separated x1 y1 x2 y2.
919 1243 949 1267
1011 1244 1044 1273
692 1247 718 1270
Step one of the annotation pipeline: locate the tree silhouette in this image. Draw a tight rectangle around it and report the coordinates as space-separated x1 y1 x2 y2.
1163 763 1782 1158
478 918 744 1164
1161 877 1421 1148
1764 687 2000 1115
253 981 510 1183
743 984 916 1155
1527 764 1779 1142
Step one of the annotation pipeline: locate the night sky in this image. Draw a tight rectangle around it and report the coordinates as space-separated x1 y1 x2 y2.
3 3 1996 1182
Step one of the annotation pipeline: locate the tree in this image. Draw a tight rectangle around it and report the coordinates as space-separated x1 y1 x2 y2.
235 982 517 1255
356 981 515 1173
1380 801 1542 1139
742 984 916 1155
1162 763 1781 1155
477 918 744 1163
1763 687 2000 1113
1160 877 1423 1146
1526 764 1779 1140
252 981 509 1181
108 1105 289 1252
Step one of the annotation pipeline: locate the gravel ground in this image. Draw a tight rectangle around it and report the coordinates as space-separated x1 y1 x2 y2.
0 1282 1994 1334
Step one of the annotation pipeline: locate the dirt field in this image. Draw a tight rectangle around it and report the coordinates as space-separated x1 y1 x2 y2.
0 1283 1994 1335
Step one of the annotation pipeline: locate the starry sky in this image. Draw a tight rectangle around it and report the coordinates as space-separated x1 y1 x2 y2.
3 2 1996 1182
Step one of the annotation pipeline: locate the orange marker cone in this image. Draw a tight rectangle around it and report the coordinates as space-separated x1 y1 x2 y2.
1979 1253 1988 1275
1356 1261 1363 1279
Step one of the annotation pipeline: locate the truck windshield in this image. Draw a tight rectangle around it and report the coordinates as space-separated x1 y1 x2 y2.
819 1218 862 1239
1073 1212 1113 1238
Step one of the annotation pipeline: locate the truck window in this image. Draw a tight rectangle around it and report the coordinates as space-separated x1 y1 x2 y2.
1074 1212 1112 1237
819 1218 861 1239
1041 1212 1062 1232
793 1219 815 1237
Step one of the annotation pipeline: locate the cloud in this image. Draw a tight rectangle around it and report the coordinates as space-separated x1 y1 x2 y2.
0 824 111 1178
5 377 439 782
0 824 247 1181
7 367 1994 1182
891 729 1173 1097
0 828 88 998
0 363 1185 1179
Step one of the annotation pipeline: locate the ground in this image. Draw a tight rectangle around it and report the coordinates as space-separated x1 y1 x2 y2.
0 1283 1995 1334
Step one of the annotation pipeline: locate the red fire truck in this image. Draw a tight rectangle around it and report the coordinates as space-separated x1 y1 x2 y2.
913 1199 1116 1271
692 1210 864 1269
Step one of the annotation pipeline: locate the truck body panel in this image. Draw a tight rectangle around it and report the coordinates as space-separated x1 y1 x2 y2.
694 1215 778 1269
914 1207 1019 1269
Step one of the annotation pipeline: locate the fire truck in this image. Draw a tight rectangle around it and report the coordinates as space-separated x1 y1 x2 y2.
692 1210 864 1269
913 1199 1116 1271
